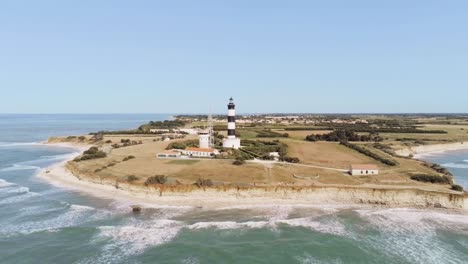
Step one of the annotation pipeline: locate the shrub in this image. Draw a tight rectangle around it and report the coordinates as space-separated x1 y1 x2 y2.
126 175 139 182
107 162 116 167
306 130 382 142
340 141 398 166
84 147 99 155
410 174 452 184
75 147 107 161
94 168 102 173
282 156 300 163
233 157 245 166
123 155 135 161
105 140 112 143
145 175 167 185
451 184 464 192
195 178 213 187
78 136 86 141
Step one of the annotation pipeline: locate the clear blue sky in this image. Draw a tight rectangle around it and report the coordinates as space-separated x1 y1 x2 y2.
1 0 467 114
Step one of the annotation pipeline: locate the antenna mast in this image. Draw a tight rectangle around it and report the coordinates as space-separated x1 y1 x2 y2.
208 106 214 148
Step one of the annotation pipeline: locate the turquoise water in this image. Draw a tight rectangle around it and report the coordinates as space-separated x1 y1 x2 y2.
1 115 467 264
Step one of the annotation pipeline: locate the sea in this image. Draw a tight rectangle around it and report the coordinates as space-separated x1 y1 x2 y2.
0 114 467 264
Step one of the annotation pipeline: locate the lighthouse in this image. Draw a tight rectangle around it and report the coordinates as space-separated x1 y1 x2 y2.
222 97 241 149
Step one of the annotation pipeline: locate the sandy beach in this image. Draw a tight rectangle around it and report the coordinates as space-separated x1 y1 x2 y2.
396 141 468 158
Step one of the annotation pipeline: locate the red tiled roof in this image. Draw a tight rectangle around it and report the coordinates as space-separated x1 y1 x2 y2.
350 164 379 170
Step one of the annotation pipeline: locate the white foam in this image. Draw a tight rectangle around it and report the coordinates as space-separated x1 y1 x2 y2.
355 208 468 263
1 164 41 172
0 142 39 147
0 179 14 187
0 191 39 205
296 255 344 264
464 160 468 163
278 217 347 236
6 186 30 194
441 163 468 169
0 203 96 236
188 220 269 230
91 219 183 262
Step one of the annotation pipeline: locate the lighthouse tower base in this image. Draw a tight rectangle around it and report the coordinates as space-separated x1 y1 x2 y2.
223 138 241 149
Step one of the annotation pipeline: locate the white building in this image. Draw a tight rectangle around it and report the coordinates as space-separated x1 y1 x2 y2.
269 152 280 161
149 129 170 133
157 150 182 158
178 128 199 135
182 147 219 158
350 164 379 176
198 130 210 149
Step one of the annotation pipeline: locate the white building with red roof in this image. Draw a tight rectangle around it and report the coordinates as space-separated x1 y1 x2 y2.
350 164 379 176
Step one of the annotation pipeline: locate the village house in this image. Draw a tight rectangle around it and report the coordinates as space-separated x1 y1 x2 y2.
182 147 220 158
157 150 182 158
350 164 379 176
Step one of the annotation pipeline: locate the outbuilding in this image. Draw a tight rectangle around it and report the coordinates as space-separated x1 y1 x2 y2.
350 164 379 176
182 147 219 158
157 150 181 159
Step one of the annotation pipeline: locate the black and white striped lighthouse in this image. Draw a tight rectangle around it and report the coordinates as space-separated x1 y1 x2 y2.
223 97 241 149
227 97 236 138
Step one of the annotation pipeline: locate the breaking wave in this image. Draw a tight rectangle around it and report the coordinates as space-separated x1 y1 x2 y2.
0 204 96 236
0 179 14 188
1 164 41 172
441 163 468 169
0 142 39 147
355 208 468 263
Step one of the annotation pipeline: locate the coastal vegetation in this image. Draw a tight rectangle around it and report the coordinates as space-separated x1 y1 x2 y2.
305 130 382 142
145 175 168 185
126 175 139 182
138 120 186 132
195 178 214 187
340 141 398 166
122 155 135 161
74 147 107 162
451 184 464 192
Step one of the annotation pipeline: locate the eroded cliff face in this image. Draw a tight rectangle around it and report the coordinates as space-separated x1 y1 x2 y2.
66 163 467 210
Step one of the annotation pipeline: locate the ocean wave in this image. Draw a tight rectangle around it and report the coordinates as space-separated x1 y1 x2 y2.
0 179 14 188
354 208 468 263
0 142 39 147
463 160 468 163
88 219 183 263
277 217 347 236
0 203 96 236
0 164 41 172
441 163 468 169
5 186 30 194
15 154 75 167
188 220 269 230
0 190 40 205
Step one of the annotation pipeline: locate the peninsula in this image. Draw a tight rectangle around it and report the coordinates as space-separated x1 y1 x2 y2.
41 103 468 210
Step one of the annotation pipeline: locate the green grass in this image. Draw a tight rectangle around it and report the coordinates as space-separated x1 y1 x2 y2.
238 129 259 139
166 160 200 165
